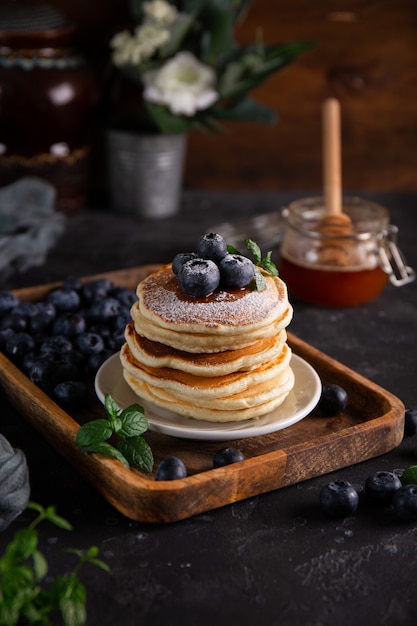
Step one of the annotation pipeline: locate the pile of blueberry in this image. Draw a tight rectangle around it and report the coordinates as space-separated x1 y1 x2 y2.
0 277 136 410
172 233 255 297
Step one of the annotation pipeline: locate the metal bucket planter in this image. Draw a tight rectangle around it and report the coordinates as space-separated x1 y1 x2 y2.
107 130 187 219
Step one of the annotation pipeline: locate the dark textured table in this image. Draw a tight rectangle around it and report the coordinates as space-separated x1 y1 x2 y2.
1 190 417 626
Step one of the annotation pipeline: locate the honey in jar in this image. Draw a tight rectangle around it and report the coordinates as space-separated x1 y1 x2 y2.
279 196 415 307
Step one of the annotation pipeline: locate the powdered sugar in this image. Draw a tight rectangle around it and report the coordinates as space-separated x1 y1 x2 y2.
140 267 285 328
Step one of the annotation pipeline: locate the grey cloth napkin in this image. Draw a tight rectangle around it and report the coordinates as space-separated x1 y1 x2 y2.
0 177 65 280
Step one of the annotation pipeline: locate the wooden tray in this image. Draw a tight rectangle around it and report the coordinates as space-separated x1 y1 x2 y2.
0 266 405 523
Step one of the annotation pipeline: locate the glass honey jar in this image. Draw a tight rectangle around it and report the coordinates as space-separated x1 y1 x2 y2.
279 196 415 307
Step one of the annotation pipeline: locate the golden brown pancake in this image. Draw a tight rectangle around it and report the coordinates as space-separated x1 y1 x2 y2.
120 263 295 422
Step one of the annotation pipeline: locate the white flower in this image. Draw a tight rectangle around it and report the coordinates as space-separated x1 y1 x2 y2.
143 0 178 25
110 24 170 67
142 52 219 116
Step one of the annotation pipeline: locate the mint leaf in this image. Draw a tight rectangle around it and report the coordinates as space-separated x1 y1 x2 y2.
76 420 112 448
254 267 267 291
53 575 86 626
118 437 154 473
244 238 262 264
32 550 48 581
104 393 121 419
80 441 130 469
226 243 241 255
76 395 153 473
259 251 279 276
119 405 148 438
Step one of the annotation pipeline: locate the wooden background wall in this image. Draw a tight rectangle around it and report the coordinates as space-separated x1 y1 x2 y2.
39 0 417 192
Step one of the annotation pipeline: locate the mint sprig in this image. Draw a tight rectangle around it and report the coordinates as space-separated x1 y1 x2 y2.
227 238 278 291
0 502 109 626
76 394 153 473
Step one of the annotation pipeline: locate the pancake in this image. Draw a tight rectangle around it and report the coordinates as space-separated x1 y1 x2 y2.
120 341 292 401
124 321 288 376
131 263 293 353
120 260 295 423
122 366 295 422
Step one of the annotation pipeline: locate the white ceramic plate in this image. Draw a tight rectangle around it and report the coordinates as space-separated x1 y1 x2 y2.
94 353 321 441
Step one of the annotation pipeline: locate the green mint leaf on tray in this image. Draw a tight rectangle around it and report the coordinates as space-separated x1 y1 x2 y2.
76 394 153 473
118 404 148 438
76 419 112 448
80 441 131 469
118 437 154 474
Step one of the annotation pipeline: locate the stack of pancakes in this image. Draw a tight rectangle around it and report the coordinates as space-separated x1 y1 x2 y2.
120 263 295 422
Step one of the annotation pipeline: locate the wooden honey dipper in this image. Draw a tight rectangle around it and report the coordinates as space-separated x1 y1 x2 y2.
317 97 361 266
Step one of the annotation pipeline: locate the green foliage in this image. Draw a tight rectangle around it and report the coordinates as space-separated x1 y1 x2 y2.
113 0 314 134
0 503 109 626
76 395 154 473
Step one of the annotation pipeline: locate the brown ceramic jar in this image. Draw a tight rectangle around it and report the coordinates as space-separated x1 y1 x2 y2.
0 1 98 212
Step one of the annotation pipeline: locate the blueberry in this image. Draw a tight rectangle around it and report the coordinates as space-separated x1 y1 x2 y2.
0 313 27 332
86 298 121 324
53 380 88 409
318 384 348 416
112 309 131 332
47 288 80 312
4 332 36 361
177 258 220 297
59 349 85 370
62 275 83 291
106 331 125 352
365 471 402 503
52 312 86 337
0 327 14 348
39 335 73 357
87 349 114 374
404 408 417 437
81 278 113 304
0 291 19 316
36 301 56 321
109 286 137 307
29 357 60 391
28 313 52 335
172 252 199 276
393 484 417 521
218 254 255 289
196 233 227 262
155 456 187 481
213 447 245 468
75 332 105 355
13 302 39 318
319 480 359 517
